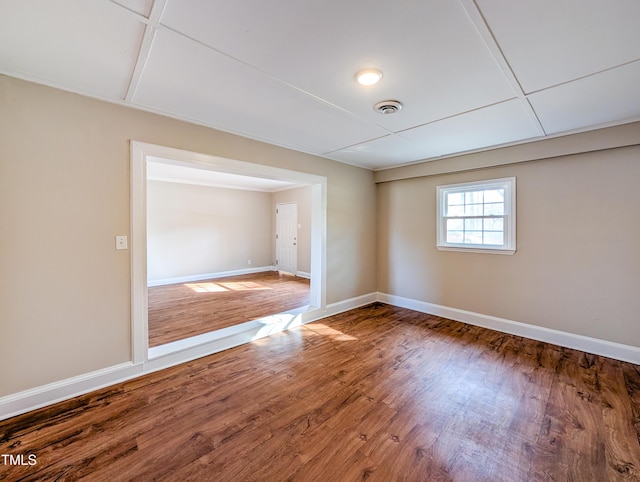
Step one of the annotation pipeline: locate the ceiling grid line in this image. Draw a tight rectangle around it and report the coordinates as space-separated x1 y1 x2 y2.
124 0 168 102
107 0 153 24
322 134 393 156
524 57 640 97
124 24 158 102
395 98 522 135
458 0 546 136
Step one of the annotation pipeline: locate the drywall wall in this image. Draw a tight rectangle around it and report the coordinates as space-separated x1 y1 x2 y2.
147 181 272 282
377 145 640 347
0 74 376 396
271 185 312 275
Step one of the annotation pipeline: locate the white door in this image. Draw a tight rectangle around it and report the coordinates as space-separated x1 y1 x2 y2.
276 203 297 274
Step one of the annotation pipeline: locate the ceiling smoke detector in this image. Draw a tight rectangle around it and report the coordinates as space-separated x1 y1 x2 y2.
374 100 403 114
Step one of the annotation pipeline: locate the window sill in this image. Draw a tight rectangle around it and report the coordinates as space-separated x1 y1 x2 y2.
436 245 516 255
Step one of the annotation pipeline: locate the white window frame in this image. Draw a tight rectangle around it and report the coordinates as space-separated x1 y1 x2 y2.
436 177 516 255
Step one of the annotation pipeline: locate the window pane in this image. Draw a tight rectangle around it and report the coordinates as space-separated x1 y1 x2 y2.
484 189 504 203
484 231 504 245
484 202 504 215
447 218 463 230
483 218 504 231
447 192 464 205
465 204 483 216
465 191 483 204
447 231 464 243
465 219 482 231
447 205 464 216
464 231 483 244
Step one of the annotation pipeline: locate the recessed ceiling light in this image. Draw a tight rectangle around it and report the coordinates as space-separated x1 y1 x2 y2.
356 69 383 86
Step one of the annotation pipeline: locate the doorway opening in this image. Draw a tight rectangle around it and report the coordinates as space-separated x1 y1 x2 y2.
131 141 327 364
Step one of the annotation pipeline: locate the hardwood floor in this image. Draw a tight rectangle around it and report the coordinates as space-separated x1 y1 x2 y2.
2 303 640 481
148 271 310 347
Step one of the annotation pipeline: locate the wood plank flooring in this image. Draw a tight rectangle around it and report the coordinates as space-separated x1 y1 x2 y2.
148 271 310 347
2 302 640 481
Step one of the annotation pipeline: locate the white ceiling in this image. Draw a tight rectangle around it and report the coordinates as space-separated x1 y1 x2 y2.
1 0 639 170
147 158 304 192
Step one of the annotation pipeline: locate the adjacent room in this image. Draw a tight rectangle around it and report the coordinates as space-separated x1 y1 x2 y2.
145 158 313 350
1 0 639 480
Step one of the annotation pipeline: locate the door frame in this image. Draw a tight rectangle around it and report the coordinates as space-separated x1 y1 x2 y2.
131 141 327 365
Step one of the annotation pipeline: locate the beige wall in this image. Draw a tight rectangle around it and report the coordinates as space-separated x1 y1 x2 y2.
147 181 273 282
0 75 376 396
377 145 640 347
272 186 312 274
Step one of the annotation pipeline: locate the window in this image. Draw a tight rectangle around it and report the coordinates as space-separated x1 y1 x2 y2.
436 177 516 254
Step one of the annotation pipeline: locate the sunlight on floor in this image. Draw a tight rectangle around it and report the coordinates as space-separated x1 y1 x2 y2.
252 312 304 340
185 282 228 293
304 323 358 341
185 281 271 293
220 281 271 291
251 317 358 343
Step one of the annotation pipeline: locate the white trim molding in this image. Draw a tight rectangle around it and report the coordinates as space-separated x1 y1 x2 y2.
130 140 328 368
148 266 275 287
296 271 311 279
377 292 640 365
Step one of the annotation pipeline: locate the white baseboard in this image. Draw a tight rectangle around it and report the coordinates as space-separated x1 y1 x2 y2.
296 271 311 279
0 362 144 421
148 266 275 287
0 292 379 421
321 292 378 317
377 292 640 365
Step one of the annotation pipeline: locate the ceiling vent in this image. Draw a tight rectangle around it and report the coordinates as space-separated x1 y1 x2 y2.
374 100 403 114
